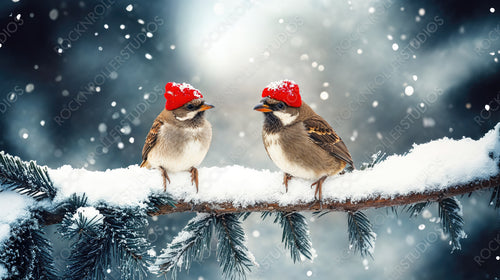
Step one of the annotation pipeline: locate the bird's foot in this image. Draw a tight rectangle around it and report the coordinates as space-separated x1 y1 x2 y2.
283 173 292 192
190 167 199 193
159 167 170 192
311 176 327 204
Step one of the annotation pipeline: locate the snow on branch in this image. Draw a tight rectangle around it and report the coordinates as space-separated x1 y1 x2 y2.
41 123 500 224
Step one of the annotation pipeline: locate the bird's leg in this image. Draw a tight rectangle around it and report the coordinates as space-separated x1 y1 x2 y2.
311 176 327 201
190 167 199 193
159 166 170 192
283 173 293 192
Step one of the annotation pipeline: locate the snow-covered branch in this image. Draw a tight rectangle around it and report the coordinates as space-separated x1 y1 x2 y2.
41 123 500 224
150 174 500 214
41 174 500 226
2 123 500 280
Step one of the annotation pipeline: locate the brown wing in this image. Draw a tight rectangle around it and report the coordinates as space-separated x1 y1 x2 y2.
140 119 163 167
303 116 354 167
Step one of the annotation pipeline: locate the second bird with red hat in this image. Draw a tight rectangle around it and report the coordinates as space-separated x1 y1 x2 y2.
141 82 214 192
254 80 354 202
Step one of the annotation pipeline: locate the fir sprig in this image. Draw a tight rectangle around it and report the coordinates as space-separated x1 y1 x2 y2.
63 227 110 280
276 212 312 262
261 211 313 262
152 213 215 278
59 197 152 280
104 207 151 280
58 196 103 240
438 197 466 252
0 151 55 201
347 211 376 258
59 194 89 213
215 214 254 280
0 218 58 280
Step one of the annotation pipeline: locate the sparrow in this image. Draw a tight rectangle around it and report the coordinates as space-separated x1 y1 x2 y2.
140 82 213 192
253 80 354 201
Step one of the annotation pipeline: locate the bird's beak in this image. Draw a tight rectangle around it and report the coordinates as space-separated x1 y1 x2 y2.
199 104 214 111
253 103 272 112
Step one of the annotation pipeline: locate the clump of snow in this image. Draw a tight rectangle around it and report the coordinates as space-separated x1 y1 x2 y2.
72 207 103 225
0 192 33 248
0 224 10 246
164 82 202 98
48 123 500 208
50 165 163 207
331 123 500 202
0 264 7 280
147 248 156 257
0 192 31 223
265 79 297 91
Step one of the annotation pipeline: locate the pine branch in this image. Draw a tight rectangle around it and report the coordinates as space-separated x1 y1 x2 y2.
152 213 215 279
215 214 254 280
0 217 58 280
438 197 466 252
59 198 152 280
275 212 312 262
102 207 151 280
149 175 500 216
61 205 110 280
39 175 500 226
63 228 110 280
0 151 55 201
347 211 376 258
30 227 59 280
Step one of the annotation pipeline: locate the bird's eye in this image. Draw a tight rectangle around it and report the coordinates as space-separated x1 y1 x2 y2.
186 104 195 110
276 102 285 110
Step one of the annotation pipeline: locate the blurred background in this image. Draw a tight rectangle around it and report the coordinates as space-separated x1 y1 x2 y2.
1 0 500 279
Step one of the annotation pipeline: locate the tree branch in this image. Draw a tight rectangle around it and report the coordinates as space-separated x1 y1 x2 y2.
42 175 500 225
153 175 500 214
10 122 499 226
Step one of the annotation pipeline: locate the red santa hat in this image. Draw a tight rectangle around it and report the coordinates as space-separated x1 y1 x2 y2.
261 80 302 107
164 82 203 110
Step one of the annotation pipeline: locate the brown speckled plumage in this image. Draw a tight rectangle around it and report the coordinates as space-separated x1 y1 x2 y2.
255 97 353 200
141 99 213 191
